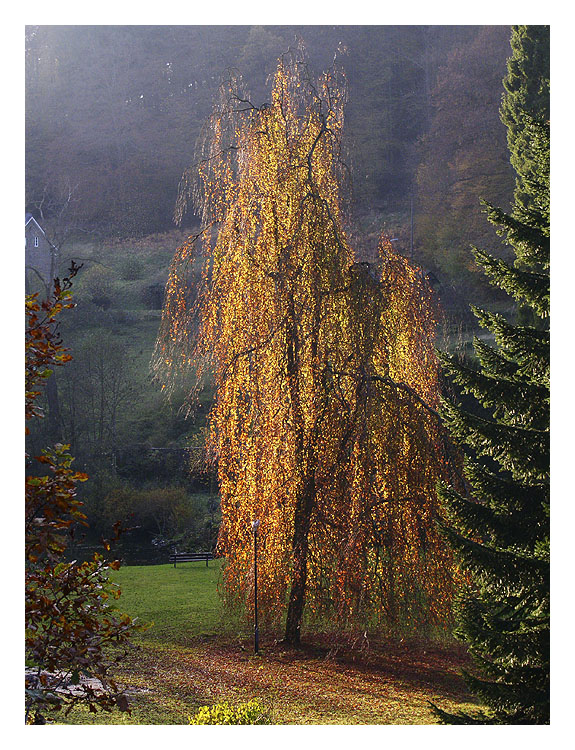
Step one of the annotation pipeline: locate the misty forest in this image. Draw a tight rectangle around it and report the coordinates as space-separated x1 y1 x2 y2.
25 25 549 726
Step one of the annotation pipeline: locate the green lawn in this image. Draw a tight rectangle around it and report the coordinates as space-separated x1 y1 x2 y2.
58 560 477 725
111 560 226 646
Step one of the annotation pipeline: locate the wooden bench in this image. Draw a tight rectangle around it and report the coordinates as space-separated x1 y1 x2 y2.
169 551 214 568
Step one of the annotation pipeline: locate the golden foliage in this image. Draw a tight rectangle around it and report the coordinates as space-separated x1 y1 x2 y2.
154 49 456 634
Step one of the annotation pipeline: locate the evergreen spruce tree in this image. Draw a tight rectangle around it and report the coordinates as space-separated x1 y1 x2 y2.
500 25 550 219
432 25 550 724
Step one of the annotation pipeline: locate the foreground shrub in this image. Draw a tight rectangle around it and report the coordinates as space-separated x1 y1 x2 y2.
188 699 271 725
25 268 141 724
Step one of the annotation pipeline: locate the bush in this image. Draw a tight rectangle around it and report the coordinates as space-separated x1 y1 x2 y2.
140 282 165 309
120 257 145 281
77 265 116 310
188 699 271 725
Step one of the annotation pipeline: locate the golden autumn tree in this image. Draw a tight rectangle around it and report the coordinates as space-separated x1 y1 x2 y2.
154 48 457 645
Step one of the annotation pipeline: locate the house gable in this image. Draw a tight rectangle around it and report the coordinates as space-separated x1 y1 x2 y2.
25 214 58 292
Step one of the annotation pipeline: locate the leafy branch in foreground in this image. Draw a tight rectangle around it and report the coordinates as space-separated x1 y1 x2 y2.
25 266 143 724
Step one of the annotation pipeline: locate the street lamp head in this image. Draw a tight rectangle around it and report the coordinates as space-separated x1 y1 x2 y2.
251 519 260 531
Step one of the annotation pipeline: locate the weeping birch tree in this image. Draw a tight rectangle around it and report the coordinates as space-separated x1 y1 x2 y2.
154 48 457 645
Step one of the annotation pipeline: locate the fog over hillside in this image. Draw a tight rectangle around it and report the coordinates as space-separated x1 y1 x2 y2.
26 25 512 263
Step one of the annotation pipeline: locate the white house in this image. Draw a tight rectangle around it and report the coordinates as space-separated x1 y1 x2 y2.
25 213 58 293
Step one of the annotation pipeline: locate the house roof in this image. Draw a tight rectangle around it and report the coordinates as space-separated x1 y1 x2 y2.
25 213 45 234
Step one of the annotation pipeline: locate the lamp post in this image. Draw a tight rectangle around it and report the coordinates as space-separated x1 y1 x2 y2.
410 194 414 259
251 519 260 655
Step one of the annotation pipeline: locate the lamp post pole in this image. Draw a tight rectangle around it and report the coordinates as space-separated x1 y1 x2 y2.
410 194 414 259
252 519 260 654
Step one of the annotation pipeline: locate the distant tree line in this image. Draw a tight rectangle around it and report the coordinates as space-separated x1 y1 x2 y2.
26 24 513 275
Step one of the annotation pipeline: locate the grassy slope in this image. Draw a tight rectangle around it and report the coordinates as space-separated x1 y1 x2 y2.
61 562 477 725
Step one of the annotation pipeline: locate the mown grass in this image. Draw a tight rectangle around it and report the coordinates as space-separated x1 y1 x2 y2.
59 561 478 725
112 560 226 645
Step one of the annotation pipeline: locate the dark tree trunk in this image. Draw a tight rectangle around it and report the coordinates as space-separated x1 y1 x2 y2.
45 373 62 443
281 242 322 647
284 474 315 646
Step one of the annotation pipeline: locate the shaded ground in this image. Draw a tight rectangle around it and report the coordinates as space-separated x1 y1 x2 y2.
80 635 476 725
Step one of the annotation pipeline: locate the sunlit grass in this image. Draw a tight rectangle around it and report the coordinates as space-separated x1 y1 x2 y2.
110 560 226 644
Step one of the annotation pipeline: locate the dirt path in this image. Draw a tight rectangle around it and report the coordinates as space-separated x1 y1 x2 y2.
119 636 477 724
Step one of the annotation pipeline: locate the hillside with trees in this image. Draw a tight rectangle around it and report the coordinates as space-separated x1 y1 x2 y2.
25 25 517 559
26 26 512 247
